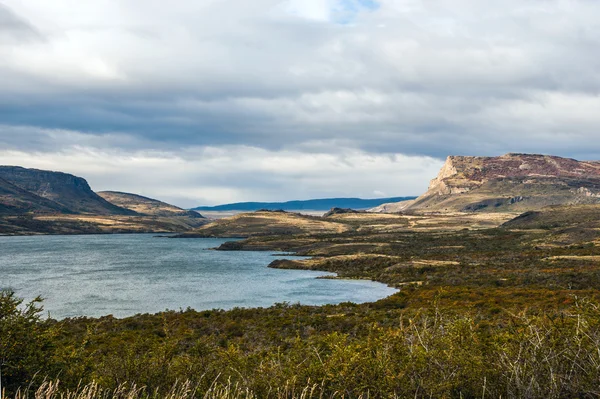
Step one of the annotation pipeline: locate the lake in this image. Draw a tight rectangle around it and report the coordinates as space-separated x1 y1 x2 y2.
0 234 397 319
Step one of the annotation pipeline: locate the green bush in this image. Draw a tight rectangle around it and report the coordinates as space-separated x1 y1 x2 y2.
0 290 57 396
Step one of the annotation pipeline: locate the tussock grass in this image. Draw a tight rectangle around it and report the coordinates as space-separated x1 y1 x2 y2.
14 379 383 399
7 299 600 399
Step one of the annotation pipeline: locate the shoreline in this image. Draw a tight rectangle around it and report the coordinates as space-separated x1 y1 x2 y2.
1 234 398 321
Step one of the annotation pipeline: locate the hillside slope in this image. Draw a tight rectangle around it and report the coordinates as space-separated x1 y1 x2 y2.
98 191 204 218
0 176 72 215
0 166 135 215
502 205 600 230
501 204 600 245
178 210 351 238
383 154 600 213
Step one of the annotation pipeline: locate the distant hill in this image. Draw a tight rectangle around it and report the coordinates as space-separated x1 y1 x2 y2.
502 205 600 230
0 166 135 215
98 191 204 218
374 154 600 213
0 166 211 235
192 197 416 212
501 204 600 245
178 210 351 238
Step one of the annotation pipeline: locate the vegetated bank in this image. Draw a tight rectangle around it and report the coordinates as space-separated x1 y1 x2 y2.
4 204 600 398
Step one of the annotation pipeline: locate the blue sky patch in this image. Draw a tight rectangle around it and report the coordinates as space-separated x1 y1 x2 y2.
335 0 380 24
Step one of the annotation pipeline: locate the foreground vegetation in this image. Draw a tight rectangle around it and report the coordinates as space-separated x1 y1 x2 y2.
4 205 600 398
5 292 600 398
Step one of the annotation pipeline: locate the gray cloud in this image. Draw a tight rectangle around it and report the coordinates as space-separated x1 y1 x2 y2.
0 145 442 206
0 0 600 203
0 3 43 43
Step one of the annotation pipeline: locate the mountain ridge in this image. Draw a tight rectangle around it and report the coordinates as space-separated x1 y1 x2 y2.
193 197 416 212
98 191 204 218
0 166 136 215
0 166 207 235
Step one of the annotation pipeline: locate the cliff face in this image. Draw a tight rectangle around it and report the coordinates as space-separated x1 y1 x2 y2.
405 154 600 212
0 166 136 215
425 154 600 196
426 156 483 196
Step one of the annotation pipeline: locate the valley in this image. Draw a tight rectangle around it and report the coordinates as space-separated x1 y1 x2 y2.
0 166 207 235
4 153 600 398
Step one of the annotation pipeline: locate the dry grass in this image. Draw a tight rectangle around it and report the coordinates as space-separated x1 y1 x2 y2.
402 212 518 230
97 192 192 217
12 302 600 399
545 255 600 261
33 214 205 233
180 208 518 240
13 380 388 399
189 211 351 237
326 213 406 221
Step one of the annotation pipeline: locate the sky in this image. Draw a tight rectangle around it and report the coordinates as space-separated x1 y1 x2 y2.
1 0 599 207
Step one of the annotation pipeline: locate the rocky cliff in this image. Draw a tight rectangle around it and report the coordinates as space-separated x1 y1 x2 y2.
402 154 600 212
0 166 136 215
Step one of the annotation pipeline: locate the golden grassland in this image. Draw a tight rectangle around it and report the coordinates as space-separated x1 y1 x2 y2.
96 192 200 218
36 214 205 231
180 211 352 237
0 213 207 235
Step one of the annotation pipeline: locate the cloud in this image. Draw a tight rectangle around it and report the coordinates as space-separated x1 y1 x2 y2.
0 143 442 207
0 3 43 43
0 0 599 202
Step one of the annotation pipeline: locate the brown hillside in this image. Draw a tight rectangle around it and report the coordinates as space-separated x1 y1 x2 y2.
98 191 204 218
404 154 600 212
0 176 71 215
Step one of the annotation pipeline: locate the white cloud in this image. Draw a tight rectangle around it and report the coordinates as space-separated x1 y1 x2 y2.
0 145 441 207
1 0 600 202
285 0 337 21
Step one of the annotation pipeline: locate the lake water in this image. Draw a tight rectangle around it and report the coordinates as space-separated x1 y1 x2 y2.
0 234 397 319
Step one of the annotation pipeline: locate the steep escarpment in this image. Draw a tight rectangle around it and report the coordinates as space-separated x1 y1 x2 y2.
403 154 600 212
0 166 136 215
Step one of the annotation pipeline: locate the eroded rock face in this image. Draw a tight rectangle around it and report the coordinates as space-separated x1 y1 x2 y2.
426 154 600 197
427 156 482 196
405 154 600 212
576 187 600 198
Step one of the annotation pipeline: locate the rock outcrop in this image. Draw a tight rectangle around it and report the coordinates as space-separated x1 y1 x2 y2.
323 208 364 217
389 154 600 213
